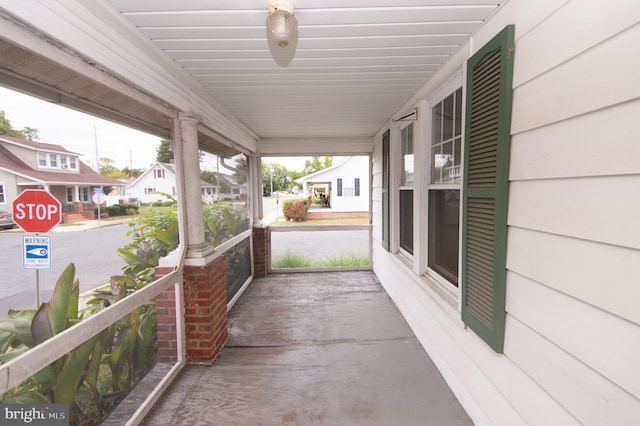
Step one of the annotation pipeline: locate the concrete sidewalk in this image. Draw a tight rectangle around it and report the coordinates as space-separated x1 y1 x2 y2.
2 217 134 234
144 271 472 425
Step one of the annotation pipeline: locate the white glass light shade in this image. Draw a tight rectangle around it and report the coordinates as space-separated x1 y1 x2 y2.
266 9 298 47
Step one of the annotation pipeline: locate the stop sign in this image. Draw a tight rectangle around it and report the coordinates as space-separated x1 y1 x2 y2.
13 189 62 233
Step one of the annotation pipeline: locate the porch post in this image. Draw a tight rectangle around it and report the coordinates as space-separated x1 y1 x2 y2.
177 112 208 255
251 154 269 277
250 154 264 226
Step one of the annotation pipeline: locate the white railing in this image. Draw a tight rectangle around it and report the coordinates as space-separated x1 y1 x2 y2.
0 260 186 425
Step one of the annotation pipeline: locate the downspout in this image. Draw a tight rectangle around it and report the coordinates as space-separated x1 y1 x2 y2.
220 157 247 176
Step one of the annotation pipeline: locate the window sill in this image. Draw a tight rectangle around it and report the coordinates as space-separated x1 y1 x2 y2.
390 253 460 317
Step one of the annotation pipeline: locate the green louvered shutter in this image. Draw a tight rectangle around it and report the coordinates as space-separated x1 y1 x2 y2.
461 25 515 353
381 130 390 251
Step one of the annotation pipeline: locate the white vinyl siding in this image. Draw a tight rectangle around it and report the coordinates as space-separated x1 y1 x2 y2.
373 0 640 424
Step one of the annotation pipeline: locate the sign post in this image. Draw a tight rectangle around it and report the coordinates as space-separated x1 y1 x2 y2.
13 190 62 307
22 235 52 307
93 187 105 225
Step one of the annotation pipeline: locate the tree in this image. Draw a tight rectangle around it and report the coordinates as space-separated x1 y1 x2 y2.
302 156 332 174
262 162 290 194
201 171 231 195
122 166 144 179
22 127 39 140
0 110 29 138
233 156 248 185
156 139 174 163
99 157 128 179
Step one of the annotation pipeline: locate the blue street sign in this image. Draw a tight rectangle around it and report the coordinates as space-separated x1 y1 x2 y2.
93 187 104 194
23 235 51 270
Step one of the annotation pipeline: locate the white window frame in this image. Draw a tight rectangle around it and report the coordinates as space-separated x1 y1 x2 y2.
0 182 6 204
397 120 415 260
80 187 90 202
424 73 464 292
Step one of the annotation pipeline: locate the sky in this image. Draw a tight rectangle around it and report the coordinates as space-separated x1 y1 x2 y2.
0 86 309 172
0 86 163 170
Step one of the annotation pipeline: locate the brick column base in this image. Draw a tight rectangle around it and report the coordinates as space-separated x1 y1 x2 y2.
252 226 270 278
183 256 228 364
155 255 229 364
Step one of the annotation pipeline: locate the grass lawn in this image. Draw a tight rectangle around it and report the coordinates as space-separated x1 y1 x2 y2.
137 205 176 217
270 216 368 226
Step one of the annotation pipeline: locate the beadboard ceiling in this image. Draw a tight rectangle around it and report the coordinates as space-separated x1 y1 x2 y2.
106 0 501 140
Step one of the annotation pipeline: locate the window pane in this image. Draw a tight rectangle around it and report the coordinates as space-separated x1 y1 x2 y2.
432 103 442 144
442 141 454 183
431 144 442 183
399 189 413 254
443 94 454 141
428 190 460 286
454 88 463 137
401 124 414 187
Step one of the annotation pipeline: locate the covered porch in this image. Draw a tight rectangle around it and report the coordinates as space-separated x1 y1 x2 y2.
142 271 471 425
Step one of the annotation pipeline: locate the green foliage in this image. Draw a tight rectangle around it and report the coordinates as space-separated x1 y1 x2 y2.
99 157 128 179
98 204 139 218
282 198 309 222
303 156 332 175
323 251 369 267
0 262 159 424
262 162 291 193
155 139 174 163
0 110 32 138
203 204 250 246
272 250 369 269
272 250 314 268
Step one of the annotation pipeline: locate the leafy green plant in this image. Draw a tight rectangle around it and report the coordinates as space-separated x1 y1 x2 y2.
323 251 369 267
0 264 98 424
272 250 315 268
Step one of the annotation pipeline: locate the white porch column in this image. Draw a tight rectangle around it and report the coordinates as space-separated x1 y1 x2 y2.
250 154 264 226
74 185 80 202
178 112 208 255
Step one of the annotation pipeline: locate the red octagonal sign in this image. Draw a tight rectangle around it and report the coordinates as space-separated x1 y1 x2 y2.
12 189 62 233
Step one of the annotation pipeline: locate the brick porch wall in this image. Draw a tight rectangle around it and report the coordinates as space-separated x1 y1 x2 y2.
307 211 368 220
155 255 229 364
252 226 270 278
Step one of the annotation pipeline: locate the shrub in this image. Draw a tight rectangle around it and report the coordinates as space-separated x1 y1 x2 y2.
282 198 309 222
97 204 140 217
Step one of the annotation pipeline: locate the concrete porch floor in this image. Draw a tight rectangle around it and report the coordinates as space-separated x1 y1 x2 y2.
144 271 472 425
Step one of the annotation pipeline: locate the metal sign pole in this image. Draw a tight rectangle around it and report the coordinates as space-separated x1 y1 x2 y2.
35 270 40 308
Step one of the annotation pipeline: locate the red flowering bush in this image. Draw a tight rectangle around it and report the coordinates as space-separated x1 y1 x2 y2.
282 199 309 222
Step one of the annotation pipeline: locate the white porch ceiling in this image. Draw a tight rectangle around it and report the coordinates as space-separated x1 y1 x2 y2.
106 0 502 140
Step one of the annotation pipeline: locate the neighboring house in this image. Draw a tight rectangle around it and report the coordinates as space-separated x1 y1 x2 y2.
296 156 369 213
126 162 245 204
0 135 122 222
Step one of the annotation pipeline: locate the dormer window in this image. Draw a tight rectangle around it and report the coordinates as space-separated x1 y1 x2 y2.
38 151 79 170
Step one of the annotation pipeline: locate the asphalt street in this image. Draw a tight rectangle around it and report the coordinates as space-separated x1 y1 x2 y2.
0 223 130 316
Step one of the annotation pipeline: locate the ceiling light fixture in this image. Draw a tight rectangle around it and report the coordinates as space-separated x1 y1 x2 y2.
266 0 298 47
